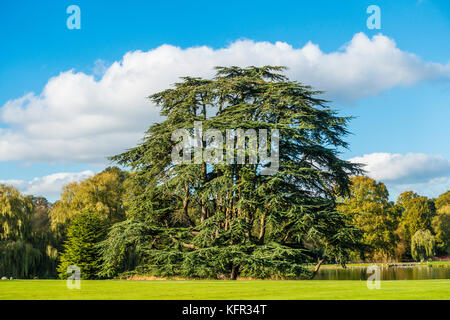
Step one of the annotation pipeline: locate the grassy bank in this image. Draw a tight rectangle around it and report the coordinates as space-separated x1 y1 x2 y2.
0 279 449 300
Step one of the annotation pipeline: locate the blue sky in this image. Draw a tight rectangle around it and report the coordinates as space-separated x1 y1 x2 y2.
0 0 449 201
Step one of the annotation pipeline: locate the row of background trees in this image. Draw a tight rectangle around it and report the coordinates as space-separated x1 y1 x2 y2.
0 171 448 279
336 176 449 262
0 167 128 278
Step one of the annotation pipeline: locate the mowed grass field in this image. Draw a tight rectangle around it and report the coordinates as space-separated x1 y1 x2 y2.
0 280 449 300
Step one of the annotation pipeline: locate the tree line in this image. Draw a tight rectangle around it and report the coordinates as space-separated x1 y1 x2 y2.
0 66 448 279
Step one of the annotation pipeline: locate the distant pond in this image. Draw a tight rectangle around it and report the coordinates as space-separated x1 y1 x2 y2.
315 265 450 280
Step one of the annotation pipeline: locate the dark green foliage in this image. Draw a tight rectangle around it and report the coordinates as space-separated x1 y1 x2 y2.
104 66 364 279
97 220 161 278
0 240 41 278
0 187 57 278
57 213 106 279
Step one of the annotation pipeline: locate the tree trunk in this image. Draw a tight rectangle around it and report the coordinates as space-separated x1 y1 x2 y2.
311 258 326 279
224 207 229 231
230 265 239 280
258 214 266 244
183 184 194 227
200 202 207 223
200 161 208 222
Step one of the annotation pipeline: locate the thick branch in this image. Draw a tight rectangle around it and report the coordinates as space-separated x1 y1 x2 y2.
169 235 200 250
311 258 326 279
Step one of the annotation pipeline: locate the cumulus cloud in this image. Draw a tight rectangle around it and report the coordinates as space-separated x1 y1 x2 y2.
349 152 450 199
1 33 449 164
0 170 94 201
349 153 450 184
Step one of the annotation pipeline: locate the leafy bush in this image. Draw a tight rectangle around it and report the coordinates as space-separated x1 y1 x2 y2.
57 213 106 279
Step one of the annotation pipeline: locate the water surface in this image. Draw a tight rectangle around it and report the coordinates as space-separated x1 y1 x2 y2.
315 265 450 280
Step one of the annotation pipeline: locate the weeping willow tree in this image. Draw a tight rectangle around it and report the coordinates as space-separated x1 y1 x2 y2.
49 167 129 235
411 229 435 262
0 186 57 278
102 66 363 279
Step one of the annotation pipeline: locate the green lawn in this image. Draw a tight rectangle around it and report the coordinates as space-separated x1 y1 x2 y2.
0 280 449 300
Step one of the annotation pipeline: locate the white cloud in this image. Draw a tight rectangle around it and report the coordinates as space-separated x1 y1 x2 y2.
349 152 450 183
349 152 450 199
385 177 450 202
0 170 94 201
1 33 449 164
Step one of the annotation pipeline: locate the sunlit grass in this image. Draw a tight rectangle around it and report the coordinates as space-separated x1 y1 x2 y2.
0 279 448 300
